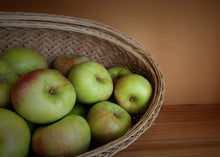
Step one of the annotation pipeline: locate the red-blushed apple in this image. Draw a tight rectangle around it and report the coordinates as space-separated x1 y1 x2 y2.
12 69 76 124
68 61 113 104
53 54 89 76
0 59 19 108
87 101 132 145
108 66 132 85
32 114 91 157
114 74 152 115
0 47 48 76
0 108 31 157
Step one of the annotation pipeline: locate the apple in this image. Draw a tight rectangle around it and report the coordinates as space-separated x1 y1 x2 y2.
114 74 152 115
32 114 91 156
108 66 132 85
68 61 113 104
0 108 31 157
53 54 89 76
67 102 90 118
87 101 132 145
0 60 19 108
0 47 48 76
12 69 76 124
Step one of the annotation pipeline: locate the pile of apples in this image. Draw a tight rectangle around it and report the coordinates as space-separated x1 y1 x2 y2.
0 47 152 156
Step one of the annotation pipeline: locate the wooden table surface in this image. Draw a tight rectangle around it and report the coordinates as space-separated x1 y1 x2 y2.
114 104 220 157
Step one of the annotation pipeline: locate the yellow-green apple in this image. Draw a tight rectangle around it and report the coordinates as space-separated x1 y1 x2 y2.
108 66 132 85
0 47 48 76
11 69 76 124
68 61 113 104
67 102 90 118
0 108 31 157
32 114 91 156
0 60 19 108
114 74 152 115
53 54 89 76
87 101 131 145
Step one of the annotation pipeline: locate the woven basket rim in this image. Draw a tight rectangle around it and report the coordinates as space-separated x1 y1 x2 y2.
0 11 165 157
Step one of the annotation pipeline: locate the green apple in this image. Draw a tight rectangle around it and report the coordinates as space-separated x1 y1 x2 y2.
0 60 19 108
108 66 132 85
53 54 89 76
0 108 31 157
12 69 76 124
32 115 91 156
0 47 48 76
67 102 90 118
87 101 132 145
114 74 152 114
68 61 113 104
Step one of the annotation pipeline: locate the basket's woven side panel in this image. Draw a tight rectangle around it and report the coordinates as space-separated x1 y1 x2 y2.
0 27 152 79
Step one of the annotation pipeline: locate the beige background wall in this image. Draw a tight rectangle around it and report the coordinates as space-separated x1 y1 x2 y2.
1 0 219 105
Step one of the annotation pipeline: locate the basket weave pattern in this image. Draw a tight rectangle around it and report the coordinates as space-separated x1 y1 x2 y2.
0 12 164 157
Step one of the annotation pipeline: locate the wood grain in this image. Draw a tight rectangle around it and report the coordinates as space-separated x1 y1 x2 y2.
114 104 220 157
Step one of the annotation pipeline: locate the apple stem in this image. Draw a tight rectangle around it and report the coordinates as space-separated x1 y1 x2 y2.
49 87 56 95
129 97 135 102
96 77 102 82
113 112 120 118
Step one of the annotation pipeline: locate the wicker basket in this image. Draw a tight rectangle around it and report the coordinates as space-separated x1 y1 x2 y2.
0 12 164 157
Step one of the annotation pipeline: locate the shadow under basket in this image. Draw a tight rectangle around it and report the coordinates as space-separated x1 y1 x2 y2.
0 12 165 157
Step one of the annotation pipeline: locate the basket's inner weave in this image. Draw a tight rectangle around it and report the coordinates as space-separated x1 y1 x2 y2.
0 27 154 85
